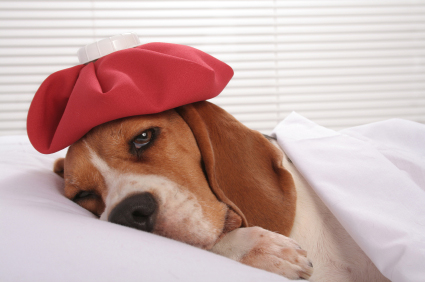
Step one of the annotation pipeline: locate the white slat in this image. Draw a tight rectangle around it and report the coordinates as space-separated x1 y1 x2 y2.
0 0 424 137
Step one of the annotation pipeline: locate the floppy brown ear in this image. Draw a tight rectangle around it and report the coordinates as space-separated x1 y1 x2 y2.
53 158 65 178
175 101 296 236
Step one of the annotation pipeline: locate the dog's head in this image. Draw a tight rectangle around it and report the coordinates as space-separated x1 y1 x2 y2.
54 101 296 249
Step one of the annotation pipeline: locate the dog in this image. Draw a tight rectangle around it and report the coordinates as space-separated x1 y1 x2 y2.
53 101 389 281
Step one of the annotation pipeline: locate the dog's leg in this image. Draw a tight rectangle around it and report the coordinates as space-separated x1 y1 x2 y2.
211 226 313 280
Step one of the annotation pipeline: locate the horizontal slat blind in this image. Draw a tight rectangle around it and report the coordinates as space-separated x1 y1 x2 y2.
0 0 424 136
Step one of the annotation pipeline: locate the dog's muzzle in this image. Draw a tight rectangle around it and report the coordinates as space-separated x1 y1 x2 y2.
108 192 157 232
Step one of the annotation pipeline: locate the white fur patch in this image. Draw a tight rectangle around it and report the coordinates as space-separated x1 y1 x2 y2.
85 143 222 249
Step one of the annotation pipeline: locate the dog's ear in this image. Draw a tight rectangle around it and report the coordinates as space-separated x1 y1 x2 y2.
175 101 297 236
53 158 65 178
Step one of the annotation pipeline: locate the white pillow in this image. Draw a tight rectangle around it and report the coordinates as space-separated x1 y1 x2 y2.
0 135 289 282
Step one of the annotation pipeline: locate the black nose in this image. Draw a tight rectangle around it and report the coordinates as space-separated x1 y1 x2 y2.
108 192 157 232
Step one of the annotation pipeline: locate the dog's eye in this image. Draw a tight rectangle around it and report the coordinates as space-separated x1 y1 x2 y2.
73 190 96 202
133 129 154 149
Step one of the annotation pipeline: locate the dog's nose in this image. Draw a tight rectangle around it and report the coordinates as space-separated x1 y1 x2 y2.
108 192 157 232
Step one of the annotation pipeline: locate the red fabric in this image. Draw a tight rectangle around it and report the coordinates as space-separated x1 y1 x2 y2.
27 42 233 154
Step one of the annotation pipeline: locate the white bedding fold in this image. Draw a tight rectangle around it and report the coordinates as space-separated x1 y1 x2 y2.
272 112 425 282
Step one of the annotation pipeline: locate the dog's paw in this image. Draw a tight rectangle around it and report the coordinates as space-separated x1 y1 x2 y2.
211 226 313 280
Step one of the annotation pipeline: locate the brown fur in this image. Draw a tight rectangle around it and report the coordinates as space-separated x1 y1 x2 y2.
175 101 297 235
55 101 296 236
52 101 309 279
59 109 232 230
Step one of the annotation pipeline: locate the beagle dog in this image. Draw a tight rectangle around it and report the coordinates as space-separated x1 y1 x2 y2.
53 101 389 281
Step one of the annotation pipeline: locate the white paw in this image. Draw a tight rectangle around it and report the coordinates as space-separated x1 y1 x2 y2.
211 226 313 280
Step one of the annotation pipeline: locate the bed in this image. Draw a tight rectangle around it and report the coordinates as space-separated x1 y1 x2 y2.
1 113 424 281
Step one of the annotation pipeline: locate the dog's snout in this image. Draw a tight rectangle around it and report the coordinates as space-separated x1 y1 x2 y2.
108 192 157 232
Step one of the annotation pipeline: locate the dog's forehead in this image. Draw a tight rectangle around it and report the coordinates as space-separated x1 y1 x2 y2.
89 109 180 140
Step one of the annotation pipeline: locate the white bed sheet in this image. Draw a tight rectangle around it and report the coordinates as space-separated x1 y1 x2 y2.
272 112 425 282
0 135 289 282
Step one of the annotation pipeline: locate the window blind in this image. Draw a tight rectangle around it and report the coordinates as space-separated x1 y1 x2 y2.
1 0 424 136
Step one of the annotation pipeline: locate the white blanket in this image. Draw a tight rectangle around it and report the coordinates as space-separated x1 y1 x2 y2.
272 112 425 282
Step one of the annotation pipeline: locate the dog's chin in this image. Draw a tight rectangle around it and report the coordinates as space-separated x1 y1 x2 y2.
207 208 243 249
100 206 242 250
151 206 243 250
